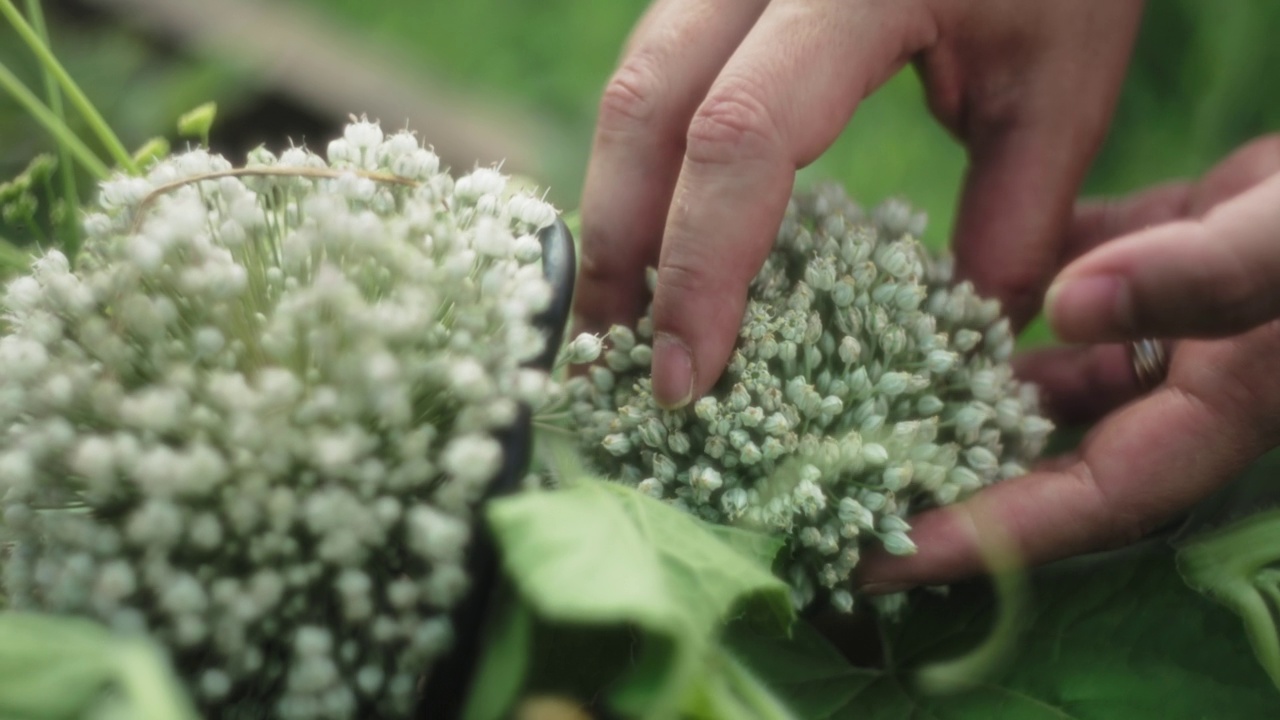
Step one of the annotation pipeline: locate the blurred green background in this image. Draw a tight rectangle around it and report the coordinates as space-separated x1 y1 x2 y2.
2 0 1279 340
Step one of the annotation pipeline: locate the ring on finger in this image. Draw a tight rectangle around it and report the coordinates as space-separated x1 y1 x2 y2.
1129 338 1170 391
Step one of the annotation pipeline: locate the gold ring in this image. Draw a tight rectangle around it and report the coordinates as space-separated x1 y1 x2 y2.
1129 339 1169 391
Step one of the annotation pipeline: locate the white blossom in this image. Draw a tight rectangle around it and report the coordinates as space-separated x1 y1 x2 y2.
0 122 573 720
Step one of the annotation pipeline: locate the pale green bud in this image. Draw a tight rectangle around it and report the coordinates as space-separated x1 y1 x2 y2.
838 497 875 529
804 256 837 291
721 487 748 519
872 282 898 307
832 278 856 307
761 437 786 460
894 284 925 311
668 431 692 455
694 396 720 422
954 328 982 352
831 589 855 614
875 371 910 396
565 333 603 364
882 463 914 492
652 453 677 482
879 326 907 356
819 395 844 417
916 395 944 415
881 530 917 556
590 366 615 392
852 261 877 288
602 433 632 456
838 336 862 364
934 484 961 505
609 324 636 352
793 476 824 515
970 369 1000 402
925 349 958 374
636 316 654 340
629 344 653 366
879 515 911 534
692 466 723 495
605 349 632 372
965 446 999 473
995 397 1022 430
861 491 888 512
637 478 664 498
948 466 982 491
1000 462 1028 480
861 443 888 466
874 242 914 278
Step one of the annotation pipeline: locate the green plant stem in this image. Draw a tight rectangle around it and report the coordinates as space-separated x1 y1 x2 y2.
0 61 107 178
0 0 136 174
1178 509 1280 689
22 0 80 258
719 651 798 720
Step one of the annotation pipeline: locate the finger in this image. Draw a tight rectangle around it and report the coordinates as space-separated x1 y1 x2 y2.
859 334 1277 591
931 2 1144 329
1012 343 1137 425
1059 134 1280 263
574 0 769 336
649 0 934 407
1063 182 1193 263
1047 171 1280 342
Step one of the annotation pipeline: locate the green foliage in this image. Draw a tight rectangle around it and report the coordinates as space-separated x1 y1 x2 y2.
0 613 198 720
484 469 793 718
733 539 1280 719
177 101 217 147
1179 510 1280 692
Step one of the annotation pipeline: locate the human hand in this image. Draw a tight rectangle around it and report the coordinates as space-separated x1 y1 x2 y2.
574 0 1144 408
859 135 1280 592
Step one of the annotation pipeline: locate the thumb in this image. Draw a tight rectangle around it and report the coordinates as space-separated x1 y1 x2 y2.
1048 170 1280 342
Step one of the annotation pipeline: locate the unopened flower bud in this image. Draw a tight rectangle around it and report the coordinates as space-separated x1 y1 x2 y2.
565 333 603 364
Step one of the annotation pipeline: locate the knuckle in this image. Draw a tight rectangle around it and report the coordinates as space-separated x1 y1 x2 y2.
598 54 667 133
654 256 712 302
1068 462 1156 552
686 80 782 166
1202 247 1274 331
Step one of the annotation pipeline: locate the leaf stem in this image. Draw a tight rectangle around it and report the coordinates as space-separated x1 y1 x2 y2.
22 0 80 258
0 60 108 178
0 0 136 173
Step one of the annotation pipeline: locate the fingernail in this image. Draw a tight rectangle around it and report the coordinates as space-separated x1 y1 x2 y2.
859 581 913 596
652 332 695 409
1045 275 1133 340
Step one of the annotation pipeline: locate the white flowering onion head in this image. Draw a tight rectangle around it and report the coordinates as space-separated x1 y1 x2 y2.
569 185 1053 615
0 122 564 718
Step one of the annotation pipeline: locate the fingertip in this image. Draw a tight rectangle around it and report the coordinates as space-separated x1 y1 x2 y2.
651 332 695 409
1044 274 1133 343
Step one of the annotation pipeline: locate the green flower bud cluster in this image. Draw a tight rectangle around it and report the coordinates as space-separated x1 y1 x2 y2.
570 185 1053 614
0 121 565 718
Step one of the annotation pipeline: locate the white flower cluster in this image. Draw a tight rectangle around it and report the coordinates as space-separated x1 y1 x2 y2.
0 120 563 719
570 185 1053 614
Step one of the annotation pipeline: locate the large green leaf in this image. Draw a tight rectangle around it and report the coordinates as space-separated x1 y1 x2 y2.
735 539 1280 719
0 612 198 720
486 479 793 718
